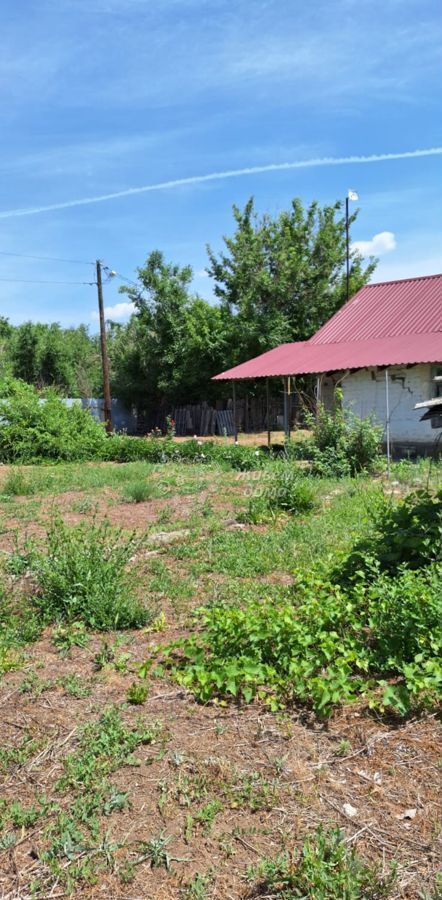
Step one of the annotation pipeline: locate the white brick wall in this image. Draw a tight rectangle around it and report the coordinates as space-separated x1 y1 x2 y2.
341 364 440 446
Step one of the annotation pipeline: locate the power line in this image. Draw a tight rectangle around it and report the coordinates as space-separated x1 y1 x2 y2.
0 250 93 265
113 271 139 287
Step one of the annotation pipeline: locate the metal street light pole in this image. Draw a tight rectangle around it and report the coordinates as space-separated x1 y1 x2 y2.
345 190 359 304
96 259 113 434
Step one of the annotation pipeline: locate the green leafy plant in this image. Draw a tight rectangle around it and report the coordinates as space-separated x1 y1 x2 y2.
58 674 93 699
303 397 382 477
52 621 90 654
247 826 395 898
336 488 442 583
2 469 36 496
30 517 154 630
126 681 149 705
0 379 108 464
147 562 442 717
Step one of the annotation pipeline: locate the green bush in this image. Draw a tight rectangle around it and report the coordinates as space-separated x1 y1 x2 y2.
305 397 382 477
149 563 442 717
31 518 154 630
336 488 442 583
248 827 395 898
0 379 108 463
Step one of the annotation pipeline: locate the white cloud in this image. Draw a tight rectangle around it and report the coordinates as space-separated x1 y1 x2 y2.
353 231 397 257
91 301 135 321
195 269 209 278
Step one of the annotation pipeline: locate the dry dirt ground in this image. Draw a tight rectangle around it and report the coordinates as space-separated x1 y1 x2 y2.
0 462 440 899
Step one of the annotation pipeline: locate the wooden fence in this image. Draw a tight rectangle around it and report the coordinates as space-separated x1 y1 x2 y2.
137 396 296 437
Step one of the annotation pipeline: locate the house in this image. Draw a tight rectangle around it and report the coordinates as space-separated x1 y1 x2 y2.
213 273 442 455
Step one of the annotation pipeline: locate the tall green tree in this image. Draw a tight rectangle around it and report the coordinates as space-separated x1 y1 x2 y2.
113 251 227 411
207 197 376 364
8 322 101 396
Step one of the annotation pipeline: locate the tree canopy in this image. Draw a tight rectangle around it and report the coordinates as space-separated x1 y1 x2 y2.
0 196 376 411
207 197 375 363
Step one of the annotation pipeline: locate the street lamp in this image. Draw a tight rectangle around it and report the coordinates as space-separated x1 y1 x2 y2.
346 190 359 303
96 261 116 434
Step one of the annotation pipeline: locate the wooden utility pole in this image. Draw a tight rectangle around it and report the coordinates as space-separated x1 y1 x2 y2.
96 260 112 433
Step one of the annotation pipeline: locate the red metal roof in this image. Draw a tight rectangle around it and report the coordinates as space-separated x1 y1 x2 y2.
213 273 442 380
312 273 442 343
213 332 442 380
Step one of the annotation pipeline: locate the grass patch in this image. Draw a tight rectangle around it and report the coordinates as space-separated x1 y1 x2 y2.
121 479 161 503
2 469 36 497
241 466 317 523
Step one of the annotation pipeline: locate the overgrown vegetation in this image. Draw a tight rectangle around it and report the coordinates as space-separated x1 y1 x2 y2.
150 489 442 717
289 397 383 477
0 378 108 463
31 518 153 630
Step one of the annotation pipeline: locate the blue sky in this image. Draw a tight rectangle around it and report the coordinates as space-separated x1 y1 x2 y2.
1 0 441 328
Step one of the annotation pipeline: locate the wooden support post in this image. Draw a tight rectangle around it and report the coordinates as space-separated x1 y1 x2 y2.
232 380 238 443
385 367 391 478
283 376 289 443
287 376 292 441
266 378 271 447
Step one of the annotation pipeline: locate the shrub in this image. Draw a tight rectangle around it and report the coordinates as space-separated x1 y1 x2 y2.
248 827 395 898
31 518 154 630
305 397 382 477
336 488 442 583
0 379 108 463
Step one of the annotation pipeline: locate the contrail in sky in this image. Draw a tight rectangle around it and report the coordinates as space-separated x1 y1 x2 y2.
1 146 441 219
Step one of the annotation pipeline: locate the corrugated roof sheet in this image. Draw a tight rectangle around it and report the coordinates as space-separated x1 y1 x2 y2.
213 332 442 380
311 273 442 343
213 273 442 380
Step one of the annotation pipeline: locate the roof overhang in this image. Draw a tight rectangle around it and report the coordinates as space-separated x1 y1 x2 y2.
213 332 442 381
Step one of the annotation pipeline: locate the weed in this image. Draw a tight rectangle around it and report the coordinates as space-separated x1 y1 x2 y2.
185 800 222 842
241 467 317 523
122 480 159 503
335 739 352 757
247 826 395 898
57 707 162 792
2 469 36 496
58 674 93 699
150 562 442 717
94 640 116 669
31 517 154 630
19 671 54 698
336 488 442 583
52 621 90 654
182 872 212 898
0 735 44 772
102 788 130 816
126 681 149 705
137 832 175 870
